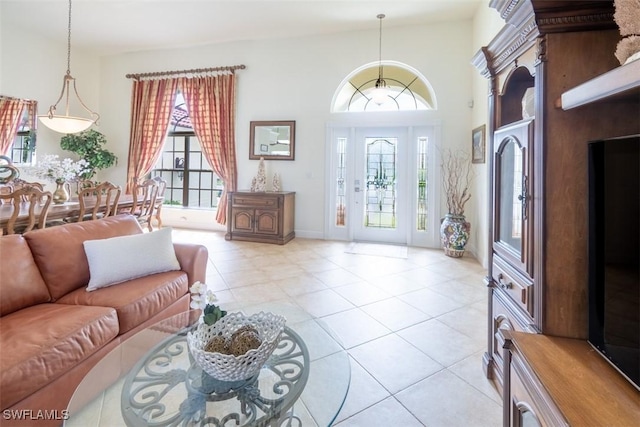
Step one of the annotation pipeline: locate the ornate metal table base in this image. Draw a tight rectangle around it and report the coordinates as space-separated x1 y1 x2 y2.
122 326 309 427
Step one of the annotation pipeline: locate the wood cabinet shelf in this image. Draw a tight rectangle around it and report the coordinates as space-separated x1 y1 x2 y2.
503 331 640 426
561 59 640 110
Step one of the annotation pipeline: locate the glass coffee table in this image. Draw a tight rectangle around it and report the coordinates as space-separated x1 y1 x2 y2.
65 305 350 426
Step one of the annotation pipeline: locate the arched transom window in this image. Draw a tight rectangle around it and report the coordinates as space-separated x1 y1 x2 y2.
332 61 437 112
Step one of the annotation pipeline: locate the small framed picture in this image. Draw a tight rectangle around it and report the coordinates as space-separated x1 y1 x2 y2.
260 144 269 152
472 125 486 164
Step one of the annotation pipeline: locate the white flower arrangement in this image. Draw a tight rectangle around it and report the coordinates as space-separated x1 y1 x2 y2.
27 154 90 183
189 281 227 326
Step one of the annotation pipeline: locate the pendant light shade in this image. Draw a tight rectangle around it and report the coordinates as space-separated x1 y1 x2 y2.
39 0 99 134
371 14 389 106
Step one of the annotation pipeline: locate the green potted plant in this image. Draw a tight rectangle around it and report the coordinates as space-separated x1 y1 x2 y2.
60 129 117 181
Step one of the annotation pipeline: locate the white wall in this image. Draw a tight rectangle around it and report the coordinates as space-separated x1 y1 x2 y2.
1 9 504 258
470 4 504 268
97 20 477 240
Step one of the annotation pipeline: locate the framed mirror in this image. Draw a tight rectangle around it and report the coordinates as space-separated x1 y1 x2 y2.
249 121 295 160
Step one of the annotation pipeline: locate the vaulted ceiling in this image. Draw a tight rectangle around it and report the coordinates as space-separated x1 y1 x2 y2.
1 0 485 56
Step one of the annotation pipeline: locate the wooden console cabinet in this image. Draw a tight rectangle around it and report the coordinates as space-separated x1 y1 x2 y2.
503 331 640 427
225 191 295 244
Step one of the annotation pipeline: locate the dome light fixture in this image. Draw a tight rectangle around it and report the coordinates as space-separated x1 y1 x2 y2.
39 0 99 134
371 13 389 106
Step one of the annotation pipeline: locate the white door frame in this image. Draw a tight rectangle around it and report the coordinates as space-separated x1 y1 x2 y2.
325 117 442 247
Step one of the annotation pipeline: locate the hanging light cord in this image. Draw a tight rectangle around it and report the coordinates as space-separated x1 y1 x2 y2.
377 13 385 84
66 0 72 75
45 0 99 122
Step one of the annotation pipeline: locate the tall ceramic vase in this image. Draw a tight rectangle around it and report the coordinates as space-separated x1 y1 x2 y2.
440 214 470 258
52 179 69 204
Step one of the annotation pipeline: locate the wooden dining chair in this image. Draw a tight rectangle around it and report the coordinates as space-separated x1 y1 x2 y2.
11 179 45 200
77 181 122 222
0 186 53 234
121 178 159 231
0 163 19 185
151 176 167 229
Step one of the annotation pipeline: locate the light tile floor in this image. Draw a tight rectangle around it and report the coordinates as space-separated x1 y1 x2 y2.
171 229 502 426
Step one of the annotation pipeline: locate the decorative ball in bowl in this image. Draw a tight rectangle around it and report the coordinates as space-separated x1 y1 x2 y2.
187 311 286 382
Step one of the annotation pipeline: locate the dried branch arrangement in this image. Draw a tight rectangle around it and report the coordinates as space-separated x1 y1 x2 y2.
441 149 472 216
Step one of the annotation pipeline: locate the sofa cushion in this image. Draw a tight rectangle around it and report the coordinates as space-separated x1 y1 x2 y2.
83 227 181 291
56 270 189 335
23 214 143 300
0 235 51 316
0 303 119 409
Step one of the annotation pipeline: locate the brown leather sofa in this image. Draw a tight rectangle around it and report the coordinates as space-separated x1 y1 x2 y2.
0 214 208 426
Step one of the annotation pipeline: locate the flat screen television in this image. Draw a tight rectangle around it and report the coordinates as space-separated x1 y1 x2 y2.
588 135 640 390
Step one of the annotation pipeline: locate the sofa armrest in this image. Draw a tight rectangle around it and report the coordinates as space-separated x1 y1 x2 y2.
173 243 208 286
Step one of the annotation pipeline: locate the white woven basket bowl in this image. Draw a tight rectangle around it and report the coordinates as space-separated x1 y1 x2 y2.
187 311 286 382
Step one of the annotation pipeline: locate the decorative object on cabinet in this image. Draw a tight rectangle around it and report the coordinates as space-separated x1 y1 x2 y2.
472 125 486 164
226 191 295 245
472 0 640 405
613 0 640 65
521 87 535 119
249 121 295 160
272 172 281 192
251 157 267 192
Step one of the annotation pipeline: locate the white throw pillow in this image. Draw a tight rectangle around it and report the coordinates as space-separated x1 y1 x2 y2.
84 227 181 291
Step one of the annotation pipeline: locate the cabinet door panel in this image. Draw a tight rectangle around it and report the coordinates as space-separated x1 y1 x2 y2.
493 120 534 277
255 209 279 235
510 364 545 427
232 209 254 232
491 292 530 380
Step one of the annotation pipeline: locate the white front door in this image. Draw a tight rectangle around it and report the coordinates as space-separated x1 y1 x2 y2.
353 127 408 244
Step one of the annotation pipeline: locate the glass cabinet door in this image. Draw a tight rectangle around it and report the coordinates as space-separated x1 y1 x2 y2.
493 120 533 276
498 137 524 255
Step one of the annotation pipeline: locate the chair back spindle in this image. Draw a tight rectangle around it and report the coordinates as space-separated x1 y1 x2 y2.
0 186 53 234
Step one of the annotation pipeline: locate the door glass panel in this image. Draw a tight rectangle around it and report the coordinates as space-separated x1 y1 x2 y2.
364 138 397 229
498 138 523 254
416 136 428 231
335 137 347 227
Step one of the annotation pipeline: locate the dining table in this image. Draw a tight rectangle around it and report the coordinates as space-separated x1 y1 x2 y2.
0 194 159 233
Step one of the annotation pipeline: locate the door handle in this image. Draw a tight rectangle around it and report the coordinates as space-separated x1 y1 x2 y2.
497 273 513 290
517 175 529 220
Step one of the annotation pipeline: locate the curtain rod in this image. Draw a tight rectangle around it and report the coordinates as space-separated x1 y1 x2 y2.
126 64 246 80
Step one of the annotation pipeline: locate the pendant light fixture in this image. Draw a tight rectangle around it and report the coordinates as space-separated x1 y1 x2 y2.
371 13 389 106
39 0 99 134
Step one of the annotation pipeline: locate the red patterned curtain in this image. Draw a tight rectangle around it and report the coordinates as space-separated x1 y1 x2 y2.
0 96 27 155
179 74 238 224
126 79 179 193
